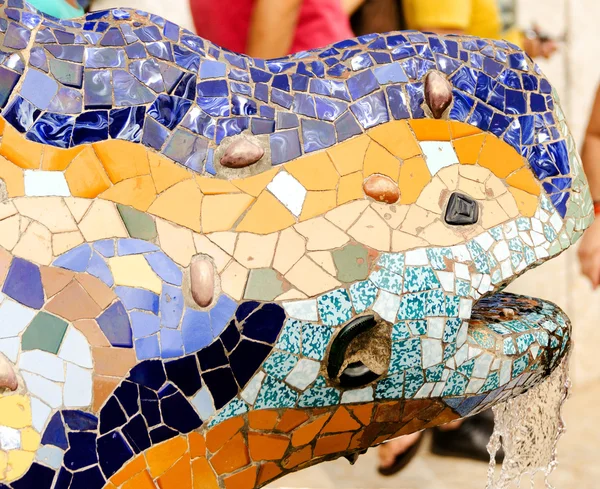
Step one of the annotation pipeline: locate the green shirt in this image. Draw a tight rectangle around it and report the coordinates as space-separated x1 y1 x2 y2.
27 0 84 19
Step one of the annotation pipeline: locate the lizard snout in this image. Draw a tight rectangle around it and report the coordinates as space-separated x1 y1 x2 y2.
0 353 18 392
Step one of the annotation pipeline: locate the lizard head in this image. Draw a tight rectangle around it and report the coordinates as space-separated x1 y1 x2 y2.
0 2 592 487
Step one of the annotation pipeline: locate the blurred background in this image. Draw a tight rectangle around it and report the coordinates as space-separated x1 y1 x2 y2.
42 0 600 487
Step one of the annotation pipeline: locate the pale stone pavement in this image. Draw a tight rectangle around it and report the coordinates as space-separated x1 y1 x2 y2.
268 381 600 489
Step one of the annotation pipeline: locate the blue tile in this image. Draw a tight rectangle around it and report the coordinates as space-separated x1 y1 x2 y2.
3 257 44 309
145 252 182 286
115 286 159 314
97 301 133 347
181 309 212 353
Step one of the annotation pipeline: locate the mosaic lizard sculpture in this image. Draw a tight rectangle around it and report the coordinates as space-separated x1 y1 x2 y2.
0 1 593 488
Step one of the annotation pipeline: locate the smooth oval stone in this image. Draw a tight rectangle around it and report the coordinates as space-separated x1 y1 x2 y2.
0 354 17 391
425 71 453 119
363 175 400 204
191 259 214 308
220 138 265 168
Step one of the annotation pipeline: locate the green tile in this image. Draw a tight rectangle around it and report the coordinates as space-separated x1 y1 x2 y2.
332 244 369 282
22 312 68 354
117 204 157 241
243 268 284 301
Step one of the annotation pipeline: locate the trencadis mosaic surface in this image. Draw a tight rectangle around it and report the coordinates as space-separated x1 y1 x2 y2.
0 1 593 488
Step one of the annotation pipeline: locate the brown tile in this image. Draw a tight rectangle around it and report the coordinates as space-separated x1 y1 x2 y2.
73 319 110 347
210 433 250 475
45 280 102 321
40 266 75 297
322 407 361 434
223 465 256 489
205 417 245 453
248 433 290 461
291 414 331 447
401 399 432 422
314 433 352 457
348 404 373 426
248 410 279 431
276 410 309 433
92 375 120 412
282 446 312 469
374 401 403 423
423 407 461 429
191 458 219 489
76 274 117 309
257 461 282 485
92 347 137 377
391 418 427 438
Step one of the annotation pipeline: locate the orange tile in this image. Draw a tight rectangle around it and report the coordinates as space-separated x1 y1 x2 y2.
40 266 75 297
248 411 279 431
282 446 312 469
189 433 206 459
196 176 241 194
149 152 193 193
231 167 279 197
299 190 336 221
276 410 309 433
205 417 245 453
122 470 155 489
392 418 427 438
0 125 42 169
508 187 538 217
313 432 352 456
257 462 282 485
348 404 373 426
322 407 361 434
452 133 486 165
41 145 85 171
45 280 102 321
506 167 541 195
76 274 117 309
94 140 150 183
105 484 118 489
364 141 400 180
223 465 257 489
236 191 295 234
191 457 219 489
285 152 340 191
409 119 451 141
146 435 188 479
478 136 524 178
423 407 461 429
157 454 192 489
209 433 250 475
74 319 110 348
101 175 158 212
92 375 120 412
248 433 290 461
327 135 369 176
449 121 482 139
398 156 431 204
375 401 404 423
65 146 112 198
111 455 148 486
148 179 202 232
368 121 421 160
0 155 24 197
291 414 331 447
337 171 364 205
202 193 255 233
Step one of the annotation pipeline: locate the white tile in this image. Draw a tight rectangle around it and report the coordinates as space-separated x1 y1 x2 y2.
283 299 318 321
24 170 70 197
457 321 469 346
420 141 459 175
22 372 62 408
467 346 482 359
19 351 65 382
531 218 544 233
63 363 92 408
421 338 442 368
35 445 64 469
454 344 468 366
550 212 563 233
458 299 473 319
432 381 446 397
531 231 546 246
454 263 470 281
241 371 265 405
192 387 216 420
30 397 51 433
0 300 36 338
535 246 550 259
428 318 445 339
373 290 400 323
341 386 373 404
473 353 494 378
500 360 512 385
267 171 307 217
405 249 428 266
286 359 320 390
0 426 20 450
414 383 435 399
475 232 494 251
437 271 455 293
503 221 518 239
493 241 510 261
0 338 20 362
58 327 92 368
501 260 513 279
519 231 534 246
466 378 486 394
451 245 470 262
478 274 492 293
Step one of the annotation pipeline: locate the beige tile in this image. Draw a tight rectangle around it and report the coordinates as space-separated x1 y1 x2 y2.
79 200 128 241
371 203 409 230
0 214 20 250
207 232 237 255
480 200 510 229
109 255 162 294
234 232 278 268
295 217 350 251
0 201 17 220
348 207 391 251
437 165 459 190
276 289 308 301
156 218 196 267
14 197 78 233
193 234 231 272
53 231 85 256
456 177 487 200
13 221 52 265
308 251 336 275
401 206 439 236
64 197 92 222
416 176 448 213
273 228 306 275
485 176 508 199
285 256 341 296
458 164 491 183
325 200 370 231
391 230 430 252
221 260 249 300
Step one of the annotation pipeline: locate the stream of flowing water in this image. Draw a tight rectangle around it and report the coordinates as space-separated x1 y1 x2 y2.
485 358 570 489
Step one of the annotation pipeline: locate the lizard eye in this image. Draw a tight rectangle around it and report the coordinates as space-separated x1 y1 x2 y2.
445 192 480 226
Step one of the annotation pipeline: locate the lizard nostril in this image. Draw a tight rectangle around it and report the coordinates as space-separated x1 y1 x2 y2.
363 175 400 204
0 354 17 392
220 137 265 168
190 258 215 308
425 70 453 119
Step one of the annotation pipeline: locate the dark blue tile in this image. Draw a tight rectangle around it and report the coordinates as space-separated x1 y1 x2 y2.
451 66 477 94
351 91 389 129
114 381 139 417
122 414 151 453
41 412 67 449
70 466 105 489
150 425 178 445
302 119 335 152
27 113 74 148
148 94 191 130
54 469 72 489
505 89 527 115
0 66 20 108
197 340 228 371
72 110 109 144
270 129 302 165
386 86 410 120
62 410 98 431
142 116 170 150
97 431 133 479
272 88 293 109
335 110 362 141
99 397 127 434
2 95 40 132
97 301 133 348
509 52 528 71
11 463 55 489
129 360 166 391
161 391 202 432
165 356 202 396
202 367 238 410
468 102 493 131
109 106 145 142
530 93 546 112
64 432 98 470
548 140 570 175
241 303 286 344
220 320 241 353
347 70 379 100
229 339 272 387
3 257 44 309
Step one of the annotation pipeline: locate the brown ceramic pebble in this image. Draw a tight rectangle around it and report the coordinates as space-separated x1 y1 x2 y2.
220 138 265 168
190 259 215 308
425 71 453 119
0 354 17 391
363 175 400 204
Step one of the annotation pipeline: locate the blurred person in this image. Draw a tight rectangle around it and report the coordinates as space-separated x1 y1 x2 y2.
578 85 600 287
27 0 84 18
190 0 363 58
